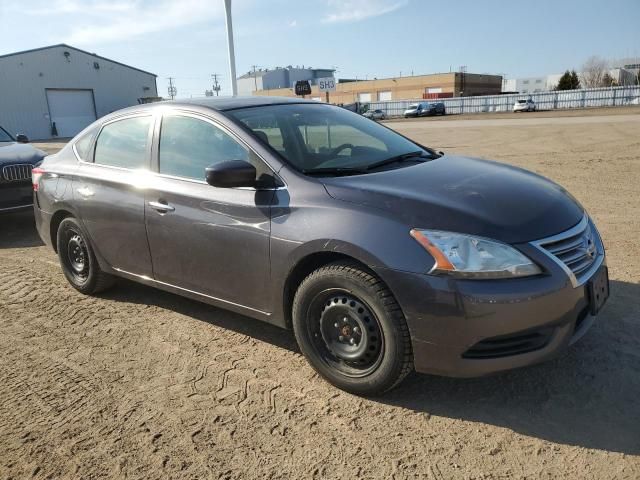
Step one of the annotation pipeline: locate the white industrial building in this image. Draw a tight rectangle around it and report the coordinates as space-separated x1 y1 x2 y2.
504 67 638 93
0 44 157 140
237 66 335 96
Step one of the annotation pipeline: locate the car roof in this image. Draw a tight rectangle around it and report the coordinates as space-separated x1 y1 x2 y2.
139 96 318 113
104 96 322 122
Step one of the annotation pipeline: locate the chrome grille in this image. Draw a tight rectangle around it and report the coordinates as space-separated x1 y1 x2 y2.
534 215 602 286
2 164 33 182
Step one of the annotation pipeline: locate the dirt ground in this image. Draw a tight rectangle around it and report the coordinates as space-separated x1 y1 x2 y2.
1 108 639 479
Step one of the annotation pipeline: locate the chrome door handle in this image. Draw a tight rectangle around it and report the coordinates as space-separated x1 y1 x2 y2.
148 201 175 212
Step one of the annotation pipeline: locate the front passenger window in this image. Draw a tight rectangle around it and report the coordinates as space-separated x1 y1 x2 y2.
94 116 152 169
159 115 250 181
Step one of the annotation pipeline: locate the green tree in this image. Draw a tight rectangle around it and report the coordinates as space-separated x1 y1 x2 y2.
556 70 581 90
570 70 581 89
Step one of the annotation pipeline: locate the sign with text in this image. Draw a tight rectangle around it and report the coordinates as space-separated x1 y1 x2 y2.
318 77 336 92
295 80 312 96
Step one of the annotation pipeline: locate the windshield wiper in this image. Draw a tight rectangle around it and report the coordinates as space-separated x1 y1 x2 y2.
302 166 369 177
365 150 433 171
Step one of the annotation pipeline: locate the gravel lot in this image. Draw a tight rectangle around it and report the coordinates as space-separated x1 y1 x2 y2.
1 108 639 479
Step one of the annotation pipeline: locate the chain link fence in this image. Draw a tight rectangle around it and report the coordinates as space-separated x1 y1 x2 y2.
367 86 640 117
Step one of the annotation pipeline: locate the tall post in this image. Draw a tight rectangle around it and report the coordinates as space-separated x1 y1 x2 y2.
224 0 237 96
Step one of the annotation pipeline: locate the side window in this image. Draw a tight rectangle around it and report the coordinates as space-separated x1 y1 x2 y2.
94 116 152 169
74 125 99 161
159 115 251 181
234 112 285 153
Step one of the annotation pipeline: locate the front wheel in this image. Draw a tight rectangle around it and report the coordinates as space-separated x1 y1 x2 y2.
292 261 413 395
57 217 115 295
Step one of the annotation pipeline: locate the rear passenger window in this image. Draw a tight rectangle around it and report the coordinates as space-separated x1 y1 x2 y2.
74 126 98 161
94 116 152 169
159 115 250 180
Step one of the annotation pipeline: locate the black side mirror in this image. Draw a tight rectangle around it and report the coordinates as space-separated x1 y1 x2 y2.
205 160 256 188
16 134 29 144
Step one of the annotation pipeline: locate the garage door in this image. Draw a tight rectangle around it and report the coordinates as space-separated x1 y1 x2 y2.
46 89 97 138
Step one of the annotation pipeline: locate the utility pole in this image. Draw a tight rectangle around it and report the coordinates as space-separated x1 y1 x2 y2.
167 77 177 100
211 73 221 96
251 65 260 92
224 0 237 96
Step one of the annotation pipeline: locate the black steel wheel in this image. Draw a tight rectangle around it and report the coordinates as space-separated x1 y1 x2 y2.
66 232 89 283
312 290 384 377
57 217 115 294
292 261 413 395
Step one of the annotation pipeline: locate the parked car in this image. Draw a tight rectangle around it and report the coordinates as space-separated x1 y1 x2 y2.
363 109 386 120
34 97 608 395
0 125 46 213
514 99 536 112
403 102 445 118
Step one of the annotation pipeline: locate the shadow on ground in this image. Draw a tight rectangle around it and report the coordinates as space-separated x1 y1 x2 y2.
0 210 43 248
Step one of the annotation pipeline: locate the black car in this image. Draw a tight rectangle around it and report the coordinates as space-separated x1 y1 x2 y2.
403 102 446 118
0 126 46 213
33 97 608 395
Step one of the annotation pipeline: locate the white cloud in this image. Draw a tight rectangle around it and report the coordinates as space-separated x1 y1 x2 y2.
288 19 298 27
16 0 226 45
323 0 407 23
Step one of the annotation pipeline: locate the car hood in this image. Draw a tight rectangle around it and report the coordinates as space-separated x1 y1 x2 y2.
0 142 47 165
320 155 584 244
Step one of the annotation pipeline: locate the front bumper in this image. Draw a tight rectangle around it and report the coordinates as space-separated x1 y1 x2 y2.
378 246 606 377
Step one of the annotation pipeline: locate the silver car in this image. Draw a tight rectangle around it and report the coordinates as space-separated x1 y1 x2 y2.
363 109 386 120
513 99 536 112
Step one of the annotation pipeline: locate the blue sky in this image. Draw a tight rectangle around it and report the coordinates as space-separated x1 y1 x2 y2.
1 0 638 98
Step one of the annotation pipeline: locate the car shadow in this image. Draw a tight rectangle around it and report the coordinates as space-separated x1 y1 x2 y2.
0 210 44 248
99 278 299 354
379 279 640 455
101 275 639 455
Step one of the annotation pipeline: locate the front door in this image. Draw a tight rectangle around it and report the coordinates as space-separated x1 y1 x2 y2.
144 113 274 313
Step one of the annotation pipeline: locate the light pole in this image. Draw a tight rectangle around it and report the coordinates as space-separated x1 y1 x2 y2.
224 0 237 96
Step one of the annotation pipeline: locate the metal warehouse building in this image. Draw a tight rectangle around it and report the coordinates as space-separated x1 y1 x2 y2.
0 44 157 140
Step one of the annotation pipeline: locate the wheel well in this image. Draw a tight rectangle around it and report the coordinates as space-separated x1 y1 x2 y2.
50 210 73 253
282 252 372 329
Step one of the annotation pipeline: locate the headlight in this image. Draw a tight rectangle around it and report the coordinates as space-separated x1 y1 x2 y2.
410 229 542 279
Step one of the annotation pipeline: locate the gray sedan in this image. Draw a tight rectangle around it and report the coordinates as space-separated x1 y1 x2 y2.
33 97 608 395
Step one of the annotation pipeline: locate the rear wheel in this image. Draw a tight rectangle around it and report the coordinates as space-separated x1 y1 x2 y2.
57 217 115 294
292 261 413 395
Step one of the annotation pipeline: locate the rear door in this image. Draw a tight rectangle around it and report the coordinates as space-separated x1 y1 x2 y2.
144 112 275 313
74 113 154 276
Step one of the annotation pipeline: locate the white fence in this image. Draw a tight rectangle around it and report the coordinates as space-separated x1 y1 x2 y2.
367 86 640 117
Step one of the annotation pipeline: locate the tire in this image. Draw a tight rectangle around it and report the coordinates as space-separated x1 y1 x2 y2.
57 217 115 294
292 261 413 395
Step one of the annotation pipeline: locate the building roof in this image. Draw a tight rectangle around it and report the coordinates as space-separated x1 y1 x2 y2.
238 70 269 80
0 43 157 77
237 66 336 80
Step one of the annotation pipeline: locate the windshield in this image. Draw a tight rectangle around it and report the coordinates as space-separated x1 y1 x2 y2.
0 126 14 142
407 105 418 109
228 103 434 175
517 100 527 104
